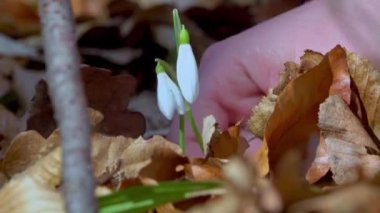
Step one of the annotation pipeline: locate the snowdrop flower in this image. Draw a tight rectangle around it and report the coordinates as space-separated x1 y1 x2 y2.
177 26 199 104
156 62 185 120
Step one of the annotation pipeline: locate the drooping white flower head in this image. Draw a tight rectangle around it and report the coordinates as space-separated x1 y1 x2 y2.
176 26 199 104
156 62 185 120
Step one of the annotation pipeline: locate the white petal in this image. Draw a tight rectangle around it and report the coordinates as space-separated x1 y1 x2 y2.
157 73 176 120
177 44 199 103
166 78 185 114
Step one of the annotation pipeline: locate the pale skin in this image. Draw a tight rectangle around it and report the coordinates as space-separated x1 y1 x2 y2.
168 0 380 156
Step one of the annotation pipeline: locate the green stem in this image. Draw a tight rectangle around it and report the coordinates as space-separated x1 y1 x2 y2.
185 103 204 154
179 114 185 154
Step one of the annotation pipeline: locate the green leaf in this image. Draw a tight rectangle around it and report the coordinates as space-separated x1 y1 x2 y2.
172 9 182 52
98 180 223 213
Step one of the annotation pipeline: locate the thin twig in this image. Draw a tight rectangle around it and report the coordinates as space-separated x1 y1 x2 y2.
38 0 97 212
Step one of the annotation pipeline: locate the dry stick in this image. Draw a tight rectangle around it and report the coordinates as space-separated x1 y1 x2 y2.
38 0 97 212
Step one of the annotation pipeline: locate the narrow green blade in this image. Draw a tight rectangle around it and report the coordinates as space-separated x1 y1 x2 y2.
172 9 182 51
98 180 222 213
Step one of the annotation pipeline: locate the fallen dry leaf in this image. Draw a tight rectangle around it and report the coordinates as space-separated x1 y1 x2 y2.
1 130 59 177
256 45 351 177
248 89 277 139
1 109 102 178
307 50 380 184
91 134 188 189
347 51 380 141
317 95 380 184
206 122 248 159
0 174 64 212
306 47 352 183
183 158 224 181
27 66 146 138
272 151 321 207
249 50 323 142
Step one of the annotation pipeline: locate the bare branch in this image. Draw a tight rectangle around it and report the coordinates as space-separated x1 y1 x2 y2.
38 0 97 212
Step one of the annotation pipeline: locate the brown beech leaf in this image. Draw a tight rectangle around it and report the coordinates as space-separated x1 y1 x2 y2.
1 108 101 178
0 145 63 212
306 47 352 183
249 50 323 141
2 129 186 193
93 135 188 189
121 136 187 181
248 89 277 139
0 130 59 177
347 52 380 140
27 66 145 138
206 122 248 159
317 96 380 184
307 50 380 184
183 158 224 181
256 45 351 176
273 151 321 207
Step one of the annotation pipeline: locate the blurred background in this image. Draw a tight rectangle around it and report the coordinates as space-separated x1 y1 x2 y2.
0 0 301 146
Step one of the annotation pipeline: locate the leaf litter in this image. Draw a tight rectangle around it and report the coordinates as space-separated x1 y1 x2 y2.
1 44 380 212
2 0 380 212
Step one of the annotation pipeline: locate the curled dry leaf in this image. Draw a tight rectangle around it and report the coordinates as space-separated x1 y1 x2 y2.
249 50 323 141
248 89 277 139
183 158 224 181
307 50 380 184
347 52 380 140
118 136 187 182
272 151 321 207
317 96 380 184
0 130 187 212
88 134 188 189
0 147 63 213
1 108 100 178
1 130 59 177
255 45 351 177
206 121 249 159
0 175 64 212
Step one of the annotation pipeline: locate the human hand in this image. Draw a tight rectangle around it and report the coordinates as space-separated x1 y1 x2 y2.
168 0 380 156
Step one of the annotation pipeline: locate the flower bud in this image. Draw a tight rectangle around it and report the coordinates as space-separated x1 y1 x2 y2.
177 26 199 103
156 63 185 120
